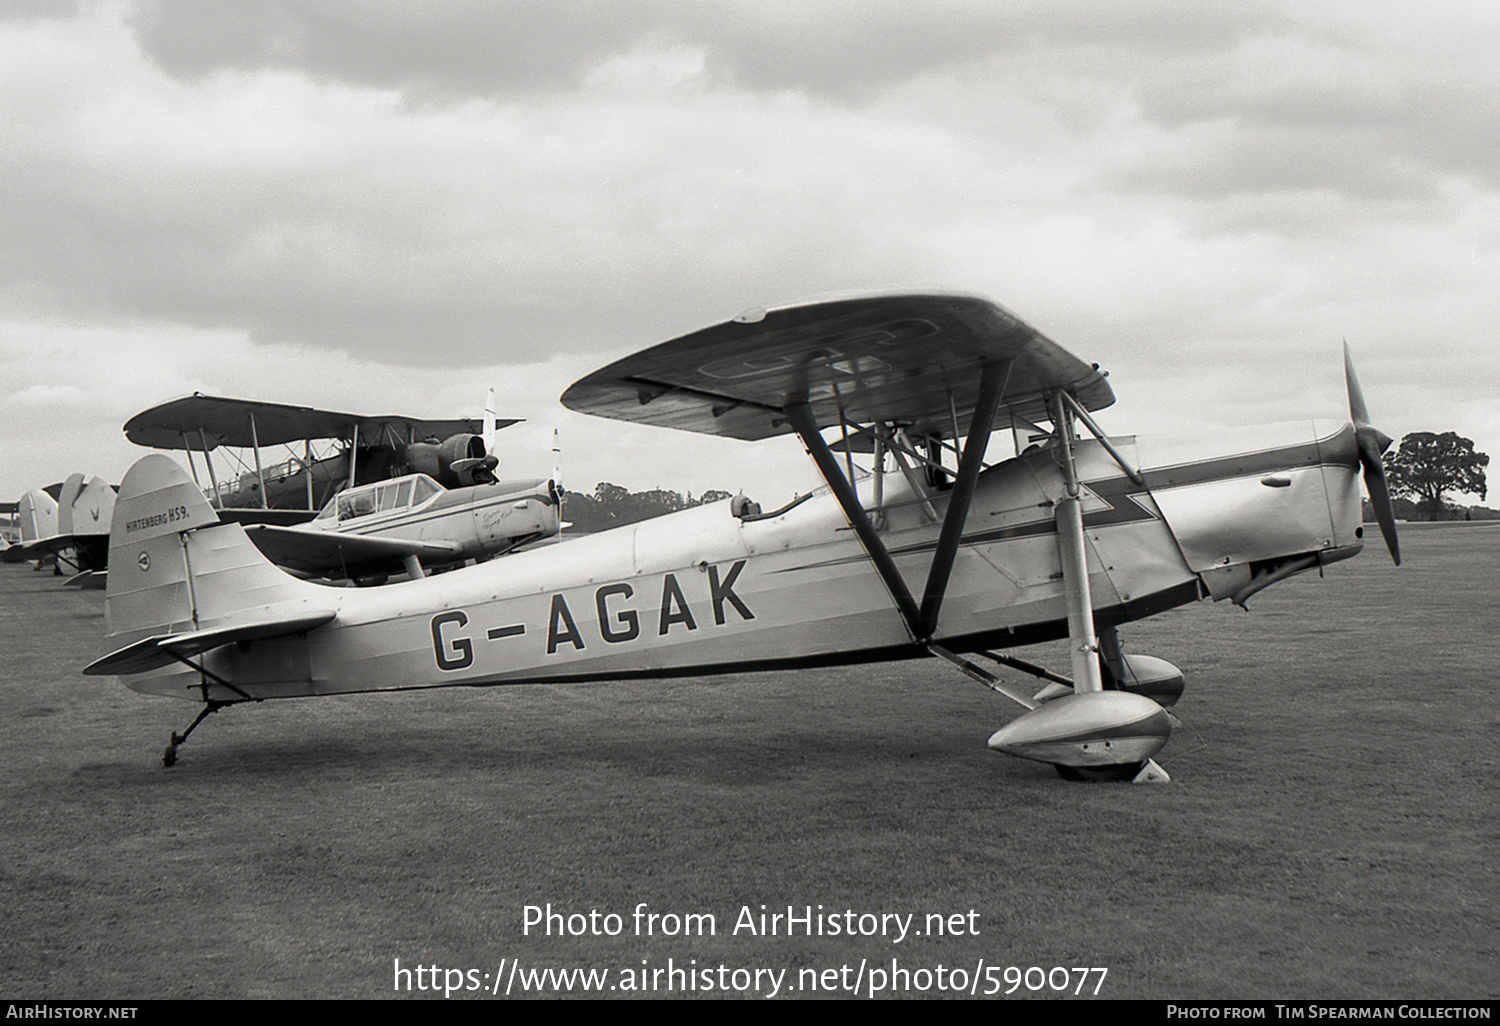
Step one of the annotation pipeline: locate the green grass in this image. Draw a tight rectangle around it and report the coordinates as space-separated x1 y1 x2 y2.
0 528 1495 999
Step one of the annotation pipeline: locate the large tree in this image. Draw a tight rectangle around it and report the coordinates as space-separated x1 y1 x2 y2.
1383 432 1489 519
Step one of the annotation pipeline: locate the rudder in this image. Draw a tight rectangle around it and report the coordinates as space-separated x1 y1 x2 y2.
105 454 316 645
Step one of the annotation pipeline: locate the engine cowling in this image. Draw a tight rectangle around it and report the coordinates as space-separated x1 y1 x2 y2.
400 434 491 488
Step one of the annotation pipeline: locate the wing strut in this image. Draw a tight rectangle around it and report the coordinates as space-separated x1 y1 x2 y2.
784 360 1009 645
199 429 223 509
348 423 360 490
248 411 269 509
918 360 1009 637
785 402 922 639
879 426 939 521
1050 391 1105 694
1058 390 1143 486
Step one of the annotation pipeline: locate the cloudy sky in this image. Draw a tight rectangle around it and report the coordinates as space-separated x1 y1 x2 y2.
2 0 1495 510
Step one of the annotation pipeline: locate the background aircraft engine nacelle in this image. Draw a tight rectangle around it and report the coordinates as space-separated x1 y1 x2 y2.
1114 654 1185 708
987 691 1170 770
402 434 490 488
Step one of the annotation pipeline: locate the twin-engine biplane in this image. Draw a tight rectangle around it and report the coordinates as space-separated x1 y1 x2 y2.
85 293 1400 779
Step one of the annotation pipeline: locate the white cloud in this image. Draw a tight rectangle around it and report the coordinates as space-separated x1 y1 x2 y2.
0 2 1496 506
8 383 88 408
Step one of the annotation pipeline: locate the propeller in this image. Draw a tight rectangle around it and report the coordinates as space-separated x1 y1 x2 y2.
1344 343 1401 565
550 428 562 497
451 454 499 485
482 387 499 454
550 428 565 540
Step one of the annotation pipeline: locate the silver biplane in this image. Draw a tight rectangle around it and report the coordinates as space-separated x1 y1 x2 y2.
84 293 1400 778
123 392 557 580
123 393 520 516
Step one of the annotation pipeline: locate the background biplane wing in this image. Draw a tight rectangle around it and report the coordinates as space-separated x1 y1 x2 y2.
243 524 462 579
124 394 518 451
560 292 1113 440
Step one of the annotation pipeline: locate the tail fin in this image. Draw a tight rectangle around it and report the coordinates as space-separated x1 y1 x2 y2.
18 488 58 544
56 473 86 536
70 475 117 539
104 454 317 645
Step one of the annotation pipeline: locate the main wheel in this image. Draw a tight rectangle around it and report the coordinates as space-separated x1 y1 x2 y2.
1054 761 1144 782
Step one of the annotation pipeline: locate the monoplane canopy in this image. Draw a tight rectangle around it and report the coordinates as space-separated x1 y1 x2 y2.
124 394 517 452
561 292 1113 440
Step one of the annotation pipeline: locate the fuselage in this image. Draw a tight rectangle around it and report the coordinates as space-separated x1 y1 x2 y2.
113 419 1364 701
309 473 558 564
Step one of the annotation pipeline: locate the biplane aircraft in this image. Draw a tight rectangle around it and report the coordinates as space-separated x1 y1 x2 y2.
233 387 560 581
84 293 1400 779
123 391 555 577
123 393 519 516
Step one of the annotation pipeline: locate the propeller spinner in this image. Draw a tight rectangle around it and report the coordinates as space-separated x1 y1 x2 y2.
1344 343 1401 565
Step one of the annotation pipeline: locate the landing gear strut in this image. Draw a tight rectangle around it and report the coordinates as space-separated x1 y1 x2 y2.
163 700 234 767
157 650 258 767
782 362 1170 782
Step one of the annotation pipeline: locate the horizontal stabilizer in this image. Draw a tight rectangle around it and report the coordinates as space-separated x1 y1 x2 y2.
83 609 336 676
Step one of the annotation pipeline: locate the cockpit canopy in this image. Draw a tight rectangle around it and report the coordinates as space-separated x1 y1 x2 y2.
314 474 443 523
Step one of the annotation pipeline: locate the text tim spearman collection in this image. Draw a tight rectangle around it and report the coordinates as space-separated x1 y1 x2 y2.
524 903 980 943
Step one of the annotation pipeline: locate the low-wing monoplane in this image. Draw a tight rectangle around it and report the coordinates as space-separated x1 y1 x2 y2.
241 471 561 582
123 393 520 515
85 293 1400 779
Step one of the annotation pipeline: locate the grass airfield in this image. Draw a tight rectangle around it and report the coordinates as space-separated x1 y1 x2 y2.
1 525 1494 1000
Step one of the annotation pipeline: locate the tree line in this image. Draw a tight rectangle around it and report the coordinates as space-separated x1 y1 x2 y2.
1383 431 1492 521
559 482 735 534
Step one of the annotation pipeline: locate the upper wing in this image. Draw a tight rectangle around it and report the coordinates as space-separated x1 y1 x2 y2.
560 292 1113 441
243 523 462 578
124 394 518 452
